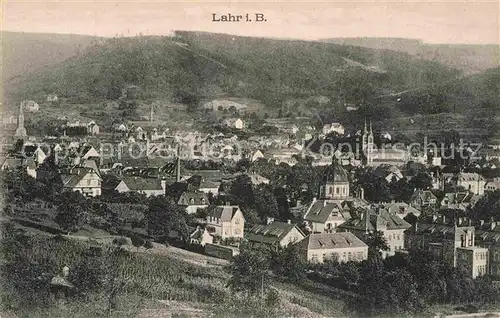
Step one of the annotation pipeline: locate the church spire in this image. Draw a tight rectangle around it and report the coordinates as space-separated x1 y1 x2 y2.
15 101 27 137
364 118 368 134
369 120 373 135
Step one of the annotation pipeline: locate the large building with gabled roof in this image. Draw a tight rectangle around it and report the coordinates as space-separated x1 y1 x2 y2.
338 206 411 258
247 220 306 249
296 232 368 263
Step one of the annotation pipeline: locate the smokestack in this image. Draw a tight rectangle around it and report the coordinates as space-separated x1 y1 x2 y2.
176 144 181 183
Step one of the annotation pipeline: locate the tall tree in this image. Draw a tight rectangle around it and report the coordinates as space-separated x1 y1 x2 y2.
55 203 88 235
227 244 270 296
145 196 189 242
253 184 279 221
36 153 63 199
271 244 307 282
366 230 390 259
229 175 255 208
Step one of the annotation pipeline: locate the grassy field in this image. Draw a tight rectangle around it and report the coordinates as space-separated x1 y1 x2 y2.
0 226 350 317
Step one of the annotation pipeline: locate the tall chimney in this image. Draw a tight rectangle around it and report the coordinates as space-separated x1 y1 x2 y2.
176 144 181 183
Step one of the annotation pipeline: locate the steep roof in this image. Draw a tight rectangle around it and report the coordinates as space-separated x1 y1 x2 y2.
61 167 101 188
453 172 485 182
121 177 164 191
178 191 209 205
207 205 242 222
247 221 305 245
407 222 475 241
379 202 421 216
303 199 352 224
410 189 438 203
1 157 23 169
338 207 411 232
298 232 367 250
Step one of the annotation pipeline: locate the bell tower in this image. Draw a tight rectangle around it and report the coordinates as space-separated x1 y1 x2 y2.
361 118 374 166
15 101 27 137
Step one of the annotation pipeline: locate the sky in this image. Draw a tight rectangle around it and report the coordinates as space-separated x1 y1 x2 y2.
2 0 499 44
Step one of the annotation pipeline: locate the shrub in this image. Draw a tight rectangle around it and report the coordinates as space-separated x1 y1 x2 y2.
112 237 129 246
144 240 154 250
266 288 280 308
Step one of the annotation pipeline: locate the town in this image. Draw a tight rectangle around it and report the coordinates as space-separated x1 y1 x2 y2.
2 8 500 316
3 89 500 316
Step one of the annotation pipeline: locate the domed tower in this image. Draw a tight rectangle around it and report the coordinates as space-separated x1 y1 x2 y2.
319 155 350 199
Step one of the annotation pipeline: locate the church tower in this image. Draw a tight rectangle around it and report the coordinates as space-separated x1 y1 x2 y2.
361 119 368 153
15 101 27 137
361 118 374 166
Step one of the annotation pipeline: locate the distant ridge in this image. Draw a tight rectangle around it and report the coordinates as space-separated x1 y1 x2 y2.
2 31 101 83
323 37 500 74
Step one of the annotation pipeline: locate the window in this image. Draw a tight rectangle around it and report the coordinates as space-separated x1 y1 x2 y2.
235 218 240 224
329 187 333 194
234 228 240 235
322 254 327 261
336 187 340 194
87 179 92 186
312 254 319 262
348 252 352 260
397 235 401 240
201 198 206 204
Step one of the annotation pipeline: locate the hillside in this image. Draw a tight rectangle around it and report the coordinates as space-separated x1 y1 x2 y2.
7 31 461 113
323 37 500 75
2 31 100 85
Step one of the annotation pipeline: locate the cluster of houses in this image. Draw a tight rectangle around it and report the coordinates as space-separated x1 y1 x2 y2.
4 101 500 279
189 159 500 278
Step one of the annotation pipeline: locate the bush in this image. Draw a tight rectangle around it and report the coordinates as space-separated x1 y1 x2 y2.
112 237 129 246
144 240 154 249
266 288 280 308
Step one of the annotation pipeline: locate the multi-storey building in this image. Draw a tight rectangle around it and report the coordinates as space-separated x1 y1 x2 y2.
338 206 411 258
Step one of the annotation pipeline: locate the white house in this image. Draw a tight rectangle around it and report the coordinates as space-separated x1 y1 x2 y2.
206 205 245 239
61 167 102 197
322 123 345 136
22 100 40 113
222 118 244 130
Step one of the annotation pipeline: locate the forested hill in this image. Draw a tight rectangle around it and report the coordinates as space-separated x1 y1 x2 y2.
10 31 462 113
2 31 100 84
